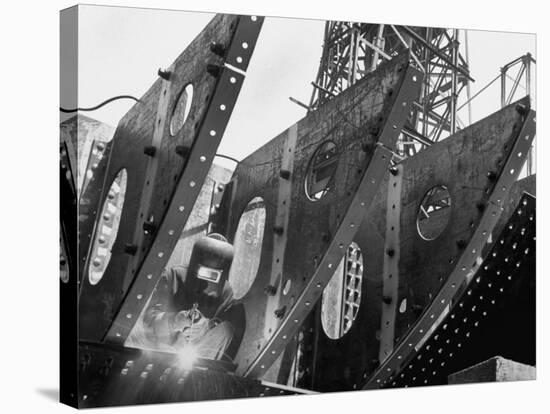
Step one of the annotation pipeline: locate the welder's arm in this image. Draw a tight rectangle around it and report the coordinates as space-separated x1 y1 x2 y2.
143 269 178 343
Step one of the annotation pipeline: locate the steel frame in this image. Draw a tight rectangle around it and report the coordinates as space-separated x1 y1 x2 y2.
364 107 536 388
69 15 536 404
244 63 422 379
76 14 264 343
384 193 535 387
105 16 264 343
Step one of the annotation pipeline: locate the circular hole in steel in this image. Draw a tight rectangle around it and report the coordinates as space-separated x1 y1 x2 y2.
228 197 266 300
399 298 407 313
305 140 339 201
321 242 363 339
88 169 127 286
283 279 292 296
170 83 194 136
242 42 249 49
416 185 452 241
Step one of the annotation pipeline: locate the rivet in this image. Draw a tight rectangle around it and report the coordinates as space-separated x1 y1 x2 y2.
143 146 156 157
515 103 528 116
486 171 497 181
143 221 156 234
209 41 226 57
175 145 190 157
206 64 222 77
274 306 286 319
124 244 138 255
263 285 277 296
279 169 291 180
157 68 171 80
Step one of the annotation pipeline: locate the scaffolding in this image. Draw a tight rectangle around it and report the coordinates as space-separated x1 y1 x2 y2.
501 53 536 175
308 23 473 157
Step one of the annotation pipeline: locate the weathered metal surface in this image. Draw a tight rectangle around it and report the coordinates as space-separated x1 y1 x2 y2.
364 105 535 389
379 163 403 362
448 356 535 384
60 139 77 284
381 193 535 387
297 98 534 391
77 341 309 408
60 131 78 405
77 14 263 343
214 53 422 378
60 115 114 196
264 124 298 339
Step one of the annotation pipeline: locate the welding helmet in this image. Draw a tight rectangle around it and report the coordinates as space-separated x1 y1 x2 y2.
186 233 234 317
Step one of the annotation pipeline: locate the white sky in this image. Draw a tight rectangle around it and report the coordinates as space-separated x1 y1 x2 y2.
71 5 535 165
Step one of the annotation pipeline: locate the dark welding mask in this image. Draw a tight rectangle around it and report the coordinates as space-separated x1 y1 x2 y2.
186 233 234 317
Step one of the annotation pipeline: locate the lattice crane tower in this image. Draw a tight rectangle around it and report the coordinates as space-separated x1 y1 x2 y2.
309 23 473 157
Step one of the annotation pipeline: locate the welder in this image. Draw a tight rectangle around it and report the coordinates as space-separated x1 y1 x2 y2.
143 233 236 361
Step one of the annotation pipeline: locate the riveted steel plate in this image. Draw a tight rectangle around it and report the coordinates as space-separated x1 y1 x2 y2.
364 106 535 388
383 193 535 388
217 54 423 378
76 14 264 342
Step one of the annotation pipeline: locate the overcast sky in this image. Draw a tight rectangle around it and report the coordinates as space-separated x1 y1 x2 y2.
70 5 535 166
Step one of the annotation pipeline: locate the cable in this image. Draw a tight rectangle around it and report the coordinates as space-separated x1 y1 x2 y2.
456 73 500 112
60 95 140 113
215 153 241 165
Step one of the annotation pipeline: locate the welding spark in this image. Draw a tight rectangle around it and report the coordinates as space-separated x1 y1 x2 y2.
178 345 198 370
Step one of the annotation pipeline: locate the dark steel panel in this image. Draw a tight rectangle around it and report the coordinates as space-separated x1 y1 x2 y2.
217 53 422 377
77 341 307 407
77 14 264 342
364 105 535 388
60 135 78 404
304 99 535 391
382 193 535 388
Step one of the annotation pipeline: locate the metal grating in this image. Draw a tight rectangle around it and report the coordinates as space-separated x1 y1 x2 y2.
383 193 535 388
342 243 363 335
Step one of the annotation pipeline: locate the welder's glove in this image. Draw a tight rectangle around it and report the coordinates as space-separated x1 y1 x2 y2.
181 317 210 343
172 309 208 342
172 309 195 332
